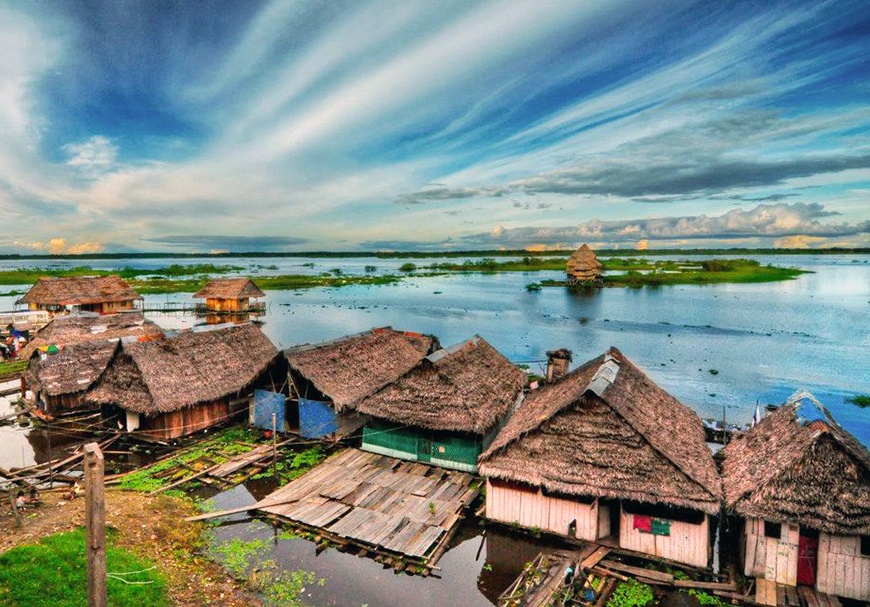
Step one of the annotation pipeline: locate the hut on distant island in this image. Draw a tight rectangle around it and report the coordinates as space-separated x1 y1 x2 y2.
18 312 161 360
566 244 603 285
479 347 721 568
193 278 266 314
722 390 870 600
355 336 527 472
284 327 438 439
16 275 142 315
85 323 280 439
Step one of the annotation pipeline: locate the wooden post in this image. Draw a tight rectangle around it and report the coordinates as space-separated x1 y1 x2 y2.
272 413 277 481
47 427 53 489
84 442 107 607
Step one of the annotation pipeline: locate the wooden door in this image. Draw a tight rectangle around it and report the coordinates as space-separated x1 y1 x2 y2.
797 533 818 586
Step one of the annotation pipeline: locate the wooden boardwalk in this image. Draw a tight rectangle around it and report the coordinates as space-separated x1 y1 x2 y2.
755 578 844 607
256 448 479 571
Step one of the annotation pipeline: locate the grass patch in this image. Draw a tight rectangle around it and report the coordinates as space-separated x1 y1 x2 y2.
846 394 870 408
0 358 28 380
607 578 654 607
251 445 327 484
0 528 168 606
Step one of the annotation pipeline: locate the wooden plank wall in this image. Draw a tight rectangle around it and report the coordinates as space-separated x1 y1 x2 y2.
743 519 798 586
817 534 870 601
619 509 710 568
486 480 598 540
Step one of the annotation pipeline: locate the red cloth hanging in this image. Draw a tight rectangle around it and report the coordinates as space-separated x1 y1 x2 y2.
633 514 652 532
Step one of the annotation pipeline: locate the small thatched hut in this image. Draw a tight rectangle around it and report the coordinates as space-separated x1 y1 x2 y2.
479 347 721 568
193 278 266 313
18 312 161 360
85 323 280 439
566 244 603 285
284 327 438 438
355 336 527 472
27 340 119 417
722 390 870 600
16 275 142 315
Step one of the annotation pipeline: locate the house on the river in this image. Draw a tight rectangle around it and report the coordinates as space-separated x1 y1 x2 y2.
566 244 603 286
722 389 870 601
17 275 142 315
85 323 280 439
284 327 438 439
479 347 721 568
19 312 161 360
355 335 527 472
193 278 266 315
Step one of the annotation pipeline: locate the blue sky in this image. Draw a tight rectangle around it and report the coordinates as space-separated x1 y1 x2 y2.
0 0 868 253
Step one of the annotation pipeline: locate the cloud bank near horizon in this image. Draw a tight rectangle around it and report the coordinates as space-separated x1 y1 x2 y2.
0 1 868 253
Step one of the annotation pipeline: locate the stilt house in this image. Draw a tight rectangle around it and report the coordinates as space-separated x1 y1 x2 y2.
193 278 266 313
355 336 527 472
284 327 438 438
19 312 161 360
479 347 721 568
27 340 119 417
16 275 142 315
722 390 870 601
566 244 603 285
85 323 280 439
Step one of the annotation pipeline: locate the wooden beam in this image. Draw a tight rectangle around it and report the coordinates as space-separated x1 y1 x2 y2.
674 579 738 591
84 443 106 607
599 559 674 584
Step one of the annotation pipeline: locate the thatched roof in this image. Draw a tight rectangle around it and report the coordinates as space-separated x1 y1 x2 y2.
722 390 870 535
86 323 279 415
355 336 527 435
193 278 265 300
566 244 603 280
480 347 722 513
17 275 142 306
18 312 161 360
27 340 118 398
285 327 436 411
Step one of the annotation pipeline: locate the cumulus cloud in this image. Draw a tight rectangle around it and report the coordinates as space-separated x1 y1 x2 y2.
457 203 870 247
773 235 826 249
63 136 119 178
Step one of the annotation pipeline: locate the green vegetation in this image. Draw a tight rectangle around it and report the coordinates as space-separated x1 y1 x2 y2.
0 529 168 606
0 358 28 379
846 394 870 408
427 256 565 272
607 578 655 607
129 273 401 294
398 262 417 272
251 445 327 484
209 537 269 578
685 588 727 606
0 263 242 286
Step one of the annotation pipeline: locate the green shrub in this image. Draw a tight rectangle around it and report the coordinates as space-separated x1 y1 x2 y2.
607 579 654 607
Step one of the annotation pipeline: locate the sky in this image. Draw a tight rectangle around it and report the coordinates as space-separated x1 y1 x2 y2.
0 0 868 254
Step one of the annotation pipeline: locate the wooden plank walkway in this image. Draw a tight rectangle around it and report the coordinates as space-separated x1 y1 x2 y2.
256 448 479 571
755 578 846 607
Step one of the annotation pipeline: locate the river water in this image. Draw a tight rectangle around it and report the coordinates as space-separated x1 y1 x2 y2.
1 253 868 468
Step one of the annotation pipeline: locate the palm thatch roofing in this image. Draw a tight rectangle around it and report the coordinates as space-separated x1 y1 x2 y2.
355 336 527 435
27 340 118 398
16 275 142 306
18 312 161 360
193 277 265 300
480 347 722 513
722 389 870 536
85 323 279 415
566 244 603 281
285 327 437 412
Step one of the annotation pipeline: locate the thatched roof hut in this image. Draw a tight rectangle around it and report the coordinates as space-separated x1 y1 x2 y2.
193 277 265 301
17 275 142 311
566 244 603 283
18 312 161 360
285 327 437 412
355 335 527 435
480 347 721 513
722 390 870 536
86 323 279 415
28 340 119 410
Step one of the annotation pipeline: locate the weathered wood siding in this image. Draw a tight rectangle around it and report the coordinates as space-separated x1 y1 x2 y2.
206 297 247 312
44 391 93 415
620 509 710 568
137 400 236 439
485 480 599 539
742 518 799 585
817 534 870 601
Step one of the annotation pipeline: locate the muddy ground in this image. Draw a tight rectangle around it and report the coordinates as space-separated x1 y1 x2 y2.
0 488 260 606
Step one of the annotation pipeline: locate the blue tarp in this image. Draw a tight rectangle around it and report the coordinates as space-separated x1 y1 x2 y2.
299 398 338 439
252 389 285 432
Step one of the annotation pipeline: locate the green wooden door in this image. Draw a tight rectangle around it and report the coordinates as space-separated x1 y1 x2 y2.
417 436 433 462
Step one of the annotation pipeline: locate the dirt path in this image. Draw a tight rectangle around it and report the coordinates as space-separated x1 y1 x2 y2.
1 489 261 606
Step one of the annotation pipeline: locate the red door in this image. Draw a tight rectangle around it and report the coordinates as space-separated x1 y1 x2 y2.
797 533 818 586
